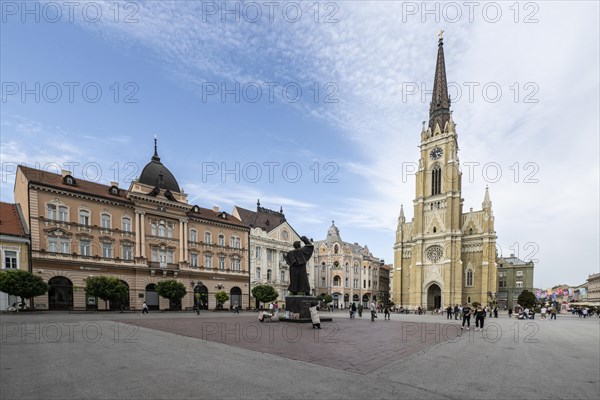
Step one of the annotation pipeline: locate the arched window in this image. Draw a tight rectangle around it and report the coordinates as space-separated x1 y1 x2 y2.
256 267 261 280
204 232 212 244
79 209 90 226
333 275 341 286
280 270 285 282
158 222 166 237
218 234 225 246
431 164 442 195
334 244 339 254
468 228 473 235
190 229 198 242
122 217 131 232
58 206 68 221
47 204 57 220
101 213 111 229
204 254 212 269
151 223 157 236
466 270 474 287
267 269 272 281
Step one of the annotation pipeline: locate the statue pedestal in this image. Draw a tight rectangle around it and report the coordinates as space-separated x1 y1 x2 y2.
282 296 332 323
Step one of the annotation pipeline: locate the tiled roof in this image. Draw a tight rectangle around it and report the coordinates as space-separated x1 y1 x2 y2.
234 205 286 233
187 206 248 229
0 202 27 237
18 165 132 204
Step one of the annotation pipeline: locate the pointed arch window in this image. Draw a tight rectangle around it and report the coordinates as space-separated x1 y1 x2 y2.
431 164 442 195
466 269 474 287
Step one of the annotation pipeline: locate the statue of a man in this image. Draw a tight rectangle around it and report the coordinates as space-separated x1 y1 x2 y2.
284 236 313 296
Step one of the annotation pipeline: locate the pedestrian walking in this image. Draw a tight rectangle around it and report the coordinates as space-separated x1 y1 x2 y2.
310 303 321 329
493 306 498 318
446 305 453 319
454 304 459 320
461 303 471 330
475 306 485 331
541 306 547 320
358 304 363 318
384 305 390 320
141 301 149 315
351 303 357 319
550 306 557 320
370 301 377 321
508 308 513 318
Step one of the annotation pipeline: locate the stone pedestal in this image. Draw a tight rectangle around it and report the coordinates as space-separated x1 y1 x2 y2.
282 296 333 323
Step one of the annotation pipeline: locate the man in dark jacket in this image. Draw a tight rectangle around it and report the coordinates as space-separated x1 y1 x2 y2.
461 303 472 330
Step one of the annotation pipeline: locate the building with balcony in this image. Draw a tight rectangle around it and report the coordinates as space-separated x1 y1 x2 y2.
313 221 384 308
0 202 31 310
232 201 310 309
13 139 250 311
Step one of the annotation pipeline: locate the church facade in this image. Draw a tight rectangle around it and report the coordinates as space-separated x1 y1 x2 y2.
393 36 497 310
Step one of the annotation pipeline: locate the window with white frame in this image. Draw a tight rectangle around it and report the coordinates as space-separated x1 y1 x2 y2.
151 223 157 236
101 213 111 229
3 250 18 269
516 281 523 288
49 237 70 253
218 234 225 246
204 254 212 269
219 256 225 270
321 277 326 286
267 249 273 262
47 204 57 220
280 270 285 282
267 269 272 281
190 229 198 242
58 206 68 222
102 242 113 258
122 217 132 232
190 253 198 267
255 246 261 259
256 267 261 280
516 270 523 277
204 232 212 244
79 210 90 226
158 222 166 237
122 243 133 260
167 224 173 238
231 258 240 271
80 239 91 256
167 249 174 264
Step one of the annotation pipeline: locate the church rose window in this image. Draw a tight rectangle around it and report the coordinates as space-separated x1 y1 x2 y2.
426 245 443 263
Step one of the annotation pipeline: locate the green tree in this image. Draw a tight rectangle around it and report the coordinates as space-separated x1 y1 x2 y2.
215 291 229 309
156 280 187 309
0 270 48 308
251 284 279 304
85 276 128 310
318 293 333 304
517 290 537 309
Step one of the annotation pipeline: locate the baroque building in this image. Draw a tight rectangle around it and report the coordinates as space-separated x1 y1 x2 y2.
393 36 497 309
13 140 250 311
314 221 385 308
233 201 310 309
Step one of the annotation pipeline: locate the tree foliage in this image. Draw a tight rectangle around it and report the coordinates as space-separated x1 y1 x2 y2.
318 293 333 304
0 270 48 305
156 280 187 303
215 291 229 308
517 290 537 309
251 284 279 303
85 276 128 309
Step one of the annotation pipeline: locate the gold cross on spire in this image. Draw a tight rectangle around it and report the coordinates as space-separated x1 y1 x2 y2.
438 29 444 40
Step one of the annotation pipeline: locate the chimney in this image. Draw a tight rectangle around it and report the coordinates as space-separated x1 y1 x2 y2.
213 206 220 213
61 169 71 177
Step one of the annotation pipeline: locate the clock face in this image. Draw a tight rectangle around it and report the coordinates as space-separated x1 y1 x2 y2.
430 147 443 160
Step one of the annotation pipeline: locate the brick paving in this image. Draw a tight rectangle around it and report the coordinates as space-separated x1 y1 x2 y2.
124 315 461 374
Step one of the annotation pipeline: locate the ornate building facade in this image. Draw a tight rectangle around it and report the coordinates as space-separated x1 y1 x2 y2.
13 140 250 311
233 201 310 308
314 222 385 308
393 36 498 310
496 254 535 309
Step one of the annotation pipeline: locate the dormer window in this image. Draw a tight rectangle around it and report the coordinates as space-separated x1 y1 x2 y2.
109 186 119 195
63 175 76 186
193 206 199 213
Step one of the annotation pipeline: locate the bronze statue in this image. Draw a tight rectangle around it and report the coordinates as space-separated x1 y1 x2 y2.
284 236 313 295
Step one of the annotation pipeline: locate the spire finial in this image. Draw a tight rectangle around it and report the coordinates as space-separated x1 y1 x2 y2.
152 135 160 161
257 199 260 208
429 32 451 132
438 29 444 41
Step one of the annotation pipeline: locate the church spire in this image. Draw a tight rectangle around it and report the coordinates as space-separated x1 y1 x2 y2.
399 204 406 223
429 31 451 132
483 186 492 210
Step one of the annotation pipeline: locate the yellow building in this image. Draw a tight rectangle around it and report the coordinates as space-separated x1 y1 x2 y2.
393 36 497 310
14 140 250 311
0 202 31 310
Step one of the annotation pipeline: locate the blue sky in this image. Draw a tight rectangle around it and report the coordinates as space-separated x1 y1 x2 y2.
1 1 598 289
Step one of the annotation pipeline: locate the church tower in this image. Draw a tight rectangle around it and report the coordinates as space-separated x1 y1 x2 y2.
393 34 497 309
